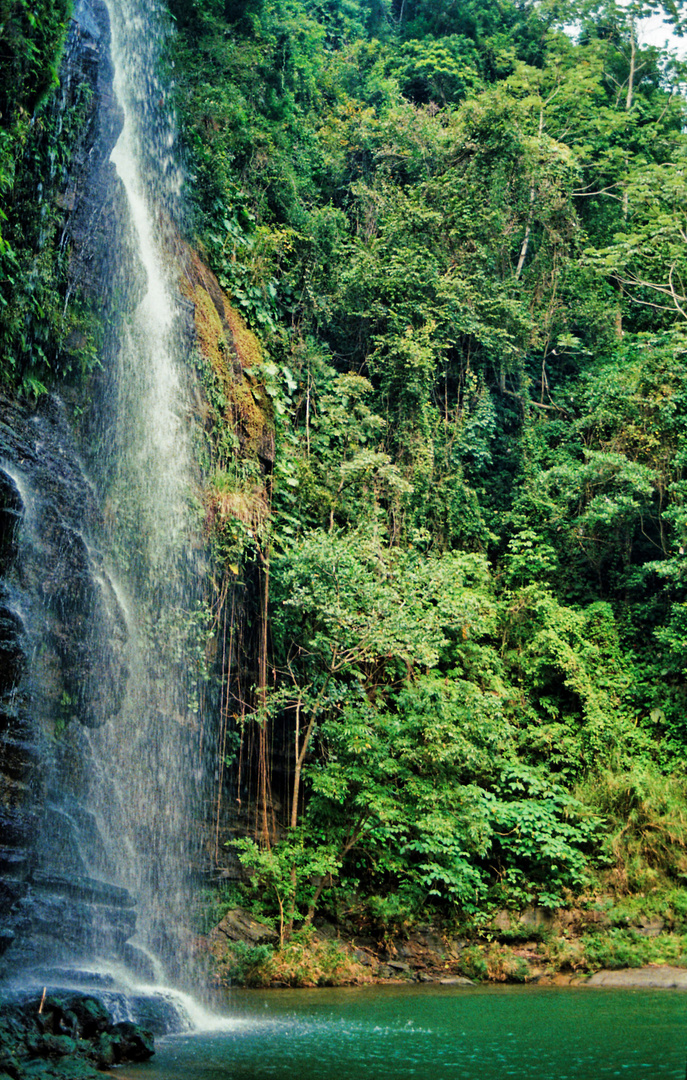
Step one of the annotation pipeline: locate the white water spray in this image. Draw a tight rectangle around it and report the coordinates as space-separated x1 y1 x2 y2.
104 0 191 573
79 0 209 996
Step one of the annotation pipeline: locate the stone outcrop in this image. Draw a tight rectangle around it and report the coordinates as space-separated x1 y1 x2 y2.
59 0 125 313
586 966 687 989
0 394 131 976
0 992 154 1079
177 243 275 470
206 907 279 951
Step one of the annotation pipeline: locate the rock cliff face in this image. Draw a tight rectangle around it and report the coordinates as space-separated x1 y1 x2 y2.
0 0 273 984
0 395 133 976
59 0 125 311
0 0 134 980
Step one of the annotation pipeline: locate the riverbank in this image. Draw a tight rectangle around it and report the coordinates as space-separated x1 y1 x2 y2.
198 904 687 990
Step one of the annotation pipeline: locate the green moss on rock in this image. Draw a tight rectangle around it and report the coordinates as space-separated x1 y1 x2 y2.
178 242 274 465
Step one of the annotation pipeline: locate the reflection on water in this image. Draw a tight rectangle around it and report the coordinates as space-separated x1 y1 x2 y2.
116 984 687 1080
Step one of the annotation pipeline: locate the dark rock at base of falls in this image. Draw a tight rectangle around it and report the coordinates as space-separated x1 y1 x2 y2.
10 875 137 973
0 992 154 1079
0 394 131 978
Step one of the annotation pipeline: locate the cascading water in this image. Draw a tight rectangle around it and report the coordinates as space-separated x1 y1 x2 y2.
80 0 209 989
105 0 188 574
0 0 221 1025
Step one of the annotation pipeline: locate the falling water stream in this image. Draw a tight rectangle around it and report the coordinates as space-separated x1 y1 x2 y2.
43 0 211 1016
0 0 214 1032
86 0 204 984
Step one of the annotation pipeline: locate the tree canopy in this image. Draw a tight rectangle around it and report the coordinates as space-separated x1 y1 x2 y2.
4 0 687 939
168 0 687 930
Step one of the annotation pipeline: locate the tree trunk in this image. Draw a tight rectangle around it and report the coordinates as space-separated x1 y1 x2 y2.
290 709 317 829
626 20 636 112
257 551 271 846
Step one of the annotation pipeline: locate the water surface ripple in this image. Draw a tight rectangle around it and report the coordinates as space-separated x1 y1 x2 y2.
117 984 687 1080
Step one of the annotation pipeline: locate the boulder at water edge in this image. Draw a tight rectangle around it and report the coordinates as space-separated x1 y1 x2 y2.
0 992 154 1079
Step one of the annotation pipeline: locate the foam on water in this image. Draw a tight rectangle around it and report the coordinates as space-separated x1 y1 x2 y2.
15 958 244 1035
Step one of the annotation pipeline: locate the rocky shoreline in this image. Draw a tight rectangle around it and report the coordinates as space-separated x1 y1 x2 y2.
1 958 683 1080
200 906 687 991
0 992 154 1080
584 966 687 989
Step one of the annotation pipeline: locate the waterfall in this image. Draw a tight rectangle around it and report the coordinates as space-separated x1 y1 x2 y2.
80 0 208 987
0 0 217 1017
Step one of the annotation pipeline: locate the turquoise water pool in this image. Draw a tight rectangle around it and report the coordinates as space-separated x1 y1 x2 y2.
118 983 687 1079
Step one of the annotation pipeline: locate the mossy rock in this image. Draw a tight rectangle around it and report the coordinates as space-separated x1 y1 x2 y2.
21 1058 101 1079
177 241 275 464
0 992 155 1079
35 1035 77 1059
110 1021 155 1062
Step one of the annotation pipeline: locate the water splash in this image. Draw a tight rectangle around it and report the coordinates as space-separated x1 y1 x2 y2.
80 0 209 991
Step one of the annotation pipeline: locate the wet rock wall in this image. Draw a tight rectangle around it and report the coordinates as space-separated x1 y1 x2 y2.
0 394 132 976
0 0 134 979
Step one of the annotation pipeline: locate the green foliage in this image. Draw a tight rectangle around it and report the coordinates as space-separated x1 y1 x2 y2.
579 767 687 889
220 940 276 986
0 0 72 125
582 928 684 971
172 0 687 934
232 834 341 942
0 3 101 395
394 35 481 105
256 530 616 920
213 932 368 988
485 767 600 903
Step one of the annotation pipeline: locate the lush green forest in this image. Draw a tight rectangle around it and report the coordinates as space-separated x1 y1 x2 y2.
0 0 90 394
4 0 687 977
167 0 687 950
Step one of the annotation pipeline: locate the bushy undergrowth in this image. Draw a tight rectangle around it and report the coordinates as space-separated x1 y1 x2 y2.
210 932 371 989
579 770 687 892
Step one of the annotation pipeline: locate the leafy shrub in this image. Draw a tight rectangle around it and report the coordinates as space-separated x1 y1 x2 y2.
223 942 276 986
459 946 488 981
579 768 687 891
216 935 370 988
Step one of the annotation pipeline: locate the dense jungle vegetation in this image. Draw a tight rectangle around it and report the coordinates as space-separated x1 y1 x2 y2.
169 0 687 949
5 0 687 970
0 0 88 394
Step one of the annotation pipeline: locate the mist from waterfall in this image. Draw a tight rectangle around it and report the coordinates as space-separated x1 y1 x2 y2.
81 0 208 989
